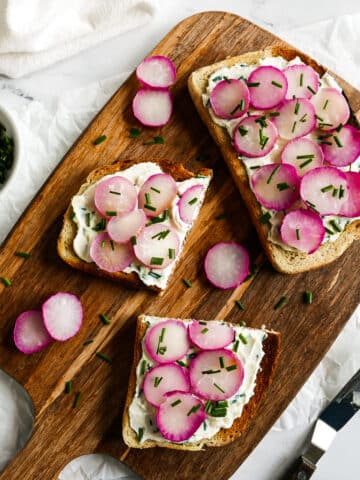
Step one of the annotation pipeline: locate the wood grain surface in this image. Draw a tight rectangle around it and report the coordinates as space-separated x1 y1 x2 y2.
0 11 359 480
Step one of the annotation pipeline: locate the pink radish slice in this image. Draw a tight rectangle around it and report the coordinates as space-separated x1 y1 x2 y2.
143 363 190 407
156 391 206 442
145 319 190 364
311 88 350 130
138 173 177 217
247 66 288 109
320 125 360 167
283 64 319 100
107 209 146 244
178 184 205 224
281 137 323 177
209 79 250 119
94 176 137 218
189 349 244 401
339 172 360 217
132 88 173 127
90 232 134 272
300 167 348 215
13 310 53 354
136 56 176 89
188 320 235 350
250 163 300 210
133 224 179 269
280 209 325 254
233 115 278 158
204 242 250 290
42 293 83 342
273 98 316 139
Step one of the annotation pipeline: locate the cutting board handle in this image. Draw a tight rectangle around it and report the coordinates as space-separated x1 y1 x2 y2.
284 455 316 480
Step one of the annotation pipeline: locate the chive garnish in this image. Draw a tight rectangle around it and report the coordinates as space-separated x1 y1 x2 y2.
210 408 227 417
240 320 247 327
144 204 156 212
247 81 260 87
238 125 248 136
131 236 137 245
226 364 238 371
318 123 333 128
336 123 343 132
156 328 166 355
321 184 333 193
145 193 151 205
70 211 76 220
255 116 267 128
101 240 106 248
333 135 343 148
277 182 290 191
296 154 314 159
65 381 73 394
168 248 175 259
230 100 245 115
83 339 94 346
299 73 304 87
296 228 301 240
307 85 316 95
299 113 307 123
250 165 260 170
96 352 112 364
271 80 283 88
202 369 221 374
235 300 245 310
149 271 161 279
151 229 170 240
140 360 147 375
323 99 329 110
137 428 144 442
183 278 192 288
320 141 332 146
223 76 231 84
304 291 313 304
110 240 115 251
259 212 271 224
105 211 117 216
339 185 345 199
143 136 164 145
233 340 239 353
219 357 225 368
332 188 338 197
15 251 31 259
72 392 81 409
212 76 222 82
291 121 297 133
188 197 198 205
199 321 207 325
205 400 213 413
85 212 90 227
151 186 161 193
94 135 107 145
1 277 12 287
93 218 106 231
299 159 313 168
306 201 319 214
269 111 280 117
239 333 248 345
187 404 201 416
274 296 288 310
201 328 209 334
99 313 111 325
214 383 225 393
109 190 121 195
315 114 324 122
325 227 334 235
150 257 163 266
171 399 182 407
129 127 141 138
330 220 341 233
176 360 187 367
266 164 280 184
154 376 163 387
294 102 300 114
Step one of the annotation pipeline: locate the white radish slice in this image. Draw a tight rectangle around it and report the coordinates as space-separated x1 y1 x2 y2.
145 319 190 364
94 176 137 218
177 184 204 224
273 98 316 139
209 79 250 119
138 173 177 217
300 167 348 215
133 224 180 269
280 209 325 254
339 172 360 217
156 391 206 442
283 64 319 100
42 293 83 342
143 364 190 407
204 242 250 290
247 66 288 109
281 137 323 177
310 88 350 130
250 163 300 210
107 209 146 244
90 232 134 272
233 115 278 158
132 88 173 127
188 320 235 350
189 349 244 401
320 125 360 167
13 310 53 354
136 56 176 89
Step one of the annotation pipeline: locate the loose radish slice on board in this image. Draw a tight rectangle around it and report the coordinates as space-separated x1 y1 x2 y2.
233 115 278 158
281 137 323 176
136 56 176 88
156 391 206 442
107 209 146 244
90 232 134 272
250 163 300 210
188 320 235 350
145 319 190 364
209 79 250 119
339 172 360 217
280 209 325 254
247 66 288 109
42 293 83 342
94 176 137 218
204 242 250 290
143 363 190 407
283 64 319 100
13 310 53 354
177 184 205 224
189 349 244 401
138 173 177 217
133 224 180 269
273 98 316 139
311 88 350 130
320 125 360 167
132 88 173 127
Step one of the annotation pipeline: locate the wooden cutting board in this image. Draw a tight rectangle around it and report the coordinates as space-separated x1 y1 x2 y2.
0 11 359 480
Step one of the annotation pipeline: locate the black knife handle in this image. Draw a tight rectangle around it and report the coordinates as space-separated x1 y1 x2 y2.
284 455 316 480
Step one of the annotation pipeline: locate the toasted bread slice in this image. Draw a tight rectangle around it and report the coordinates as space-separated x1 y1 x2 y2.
122 315 280 450
188 45 360 274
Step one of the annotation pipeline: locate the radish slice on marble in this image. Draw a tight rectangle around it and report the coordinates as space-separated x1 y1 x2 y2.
281 137 323 176
188 320 235 350
143 363 190 407
339 172 360 217
251 163 300 210
90 232 134 272
283 64 319 100
204 242 250 290
133 224 180 269
94 176 137 218
209 79 250 119
138 173 177 217
107 209 146 244
145 319 190 364
42 293 83 342
320 125 360 167
247 66 288 109
178 184 205 224
189 349 244 401
156 391 206 442
273 98 316 139
280 209 325 254
13 310 53 354
311 88 350 130
132 88 173 127
233 115 278 158
136 56 176 89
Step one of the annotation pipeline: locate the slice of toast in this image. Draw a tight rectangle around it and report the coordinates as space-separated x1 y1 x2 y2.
188 45 360 274
122 315 280 450
57 158 212 293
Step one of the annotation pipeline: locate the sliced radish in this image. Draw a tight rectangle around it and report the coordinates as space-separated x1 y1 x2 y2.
138 173 177 217
233 115 278 158
320 125 360 167
133 224 179 269
311 88 350 130
156 391 206 442
188 320 235 350
13 310 53 354
90 232 134 272
339 172 360 217
251 163 300 210
94 176 137 218
132 88 173 127
42 293 83 342
280 209 325 254
204 242 250 290
281 137 323 177
177 185 205 224
247 66 288 109
107 209 146 244
283 64 319 100
189 349 244 401
145 319 190 364
136 56 176 89
143 363 190 407
209 79 250 119
273 98 316 139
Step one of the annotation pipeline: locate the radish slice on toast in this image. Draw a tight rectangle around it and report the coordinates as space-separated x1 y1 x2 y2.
178 184 205 224
311 88 349 130
209 79 250 119
90 232 134 272
247 66 288 109
132 88 173 127
339 172 360 217
138 173 177 217
145 319 190 364
283 64 319 100
281 137 323 176
320 125 360 167
136 56 176 89
273 98 316 139
14 310 53 354
42 293 83 342
233 115 278 157
280 209 325 254
143 363 190 407
188 320 235 350
107 209 146 244
94 176 137 218
133 224 180 269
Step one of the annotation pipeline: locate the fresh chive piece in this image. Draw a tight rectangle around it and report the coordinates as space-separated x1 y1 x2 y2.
154 376 163 387
238 125 248 136
210 408 227 417
269 111 280 117
318 122 333 128
65 381 73 394
214 383 225 393
137 428 144 442
205 400 213 413
83 339 94 346
294 102 300 114
199 321 207 325
303 291 313 304
148 209 169 224
140 360 147 375
171 399 182 407
168 248 175 259
271 80 283 88
233 340 239 353
144 204 156 212
277 182 290 191
93 218 106 231
149 271 161 279
215 400 228 407
1 277 12 287
230 100 245 115
215 213 227 220
260 136 269 150
159 327 166 342
105 211 117 216
332 188 338 197
151 186 161 193
188 197 198 205
70 211 76 220
145 193 151 205
307 85 316 95
296 154 315 160
339 185 345 199
93 135 107 145
306 201 319 214
333 135 343 148
321 184 333 193
299 159 313 169
183 278 192 288
266 164 280 184
255 116 267 128
318 134 332 140
109 190 121 196
250 165 260 170
315 114 324 122
96 351 112 364
150 257 164 266
143 136 164 145
259 212 271 224
299 113 307 123
325 227 334 235
223 76 231 84
336 123 343 132
129 127 141 138
212 75 222 82
323 99 329 110
291 121 297 133
101 240 106 248
151 229 170 240
99 313 111 325
187 404 201 416
235 300 245 310
240 320 247 327
330 219 341 233
226 364 238 371
274 296 288 310
299 73 304 87
85 212 91 227
15 251 31 259
239 333 248 345
247 81 260 87
201 328 209 334
296 228 301 240
202 369 221 374
72 392 81 409
110 240 115 251
131 236 137 245
219 356 225 368
176 360 187 367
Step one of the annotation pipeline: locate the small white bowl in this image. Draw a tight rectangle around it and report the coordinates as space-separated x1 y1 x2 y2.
0 104 21 197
